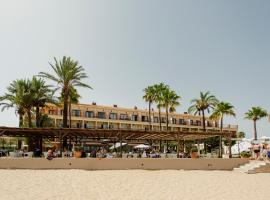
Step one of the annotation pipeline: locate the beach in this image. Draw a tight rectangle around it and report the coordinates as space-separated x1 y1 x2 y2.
0 170 269 200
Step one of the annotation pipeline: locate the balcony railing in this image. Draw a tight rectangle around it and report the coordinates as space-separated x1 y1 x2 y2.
50 113 237 130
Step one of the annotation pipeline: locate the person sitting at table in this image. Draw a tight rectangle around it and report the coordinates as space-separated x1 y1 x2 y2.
46 149 54 161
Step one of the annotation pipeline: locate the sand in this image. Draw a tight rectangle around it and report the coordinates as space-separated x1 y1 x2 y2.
0 170 269 200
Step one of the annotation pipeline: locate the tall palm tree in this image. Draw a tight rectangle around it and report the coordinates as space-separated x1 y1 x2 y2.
0 80 27 127
162 88 181 131
39 56 92 128
143 85 156 130
245 107 268 140
0 79 33 127
30 76 56 127
188 91 219 131
153 83 169 131
210 101 236 158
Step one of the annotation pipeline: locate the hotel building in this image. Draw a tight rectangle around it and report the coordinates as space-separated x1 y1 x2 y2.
41 103 238 133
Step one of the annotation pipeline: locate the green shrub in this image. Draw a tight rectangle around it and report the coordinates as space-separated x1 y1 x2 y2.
240 151 251 158
74 146 83 151
191 146 198 153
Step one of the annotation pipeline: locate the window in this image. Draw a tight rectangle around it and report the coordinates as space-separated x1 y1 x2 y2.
190 120 194 125
72 110 81 117
179 119 185 124
85 111 94 118
48 110 55 115
131 115 138 121
141 116 148 122
154 117 159 123
196 120 201 126
109 113 117 120
98 112 106 119
120 114 128 120
172 118 177 124
161 117 166 123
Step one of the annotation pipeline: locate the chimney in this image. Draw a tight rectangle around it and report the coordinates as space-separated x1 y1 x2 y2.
92 102 96 105
113 104 117 108
134 106 137 110
184 112 188 114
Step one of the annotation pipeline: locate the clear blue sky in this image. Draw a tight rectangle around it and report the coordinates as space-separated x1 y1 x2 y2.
0 0 269 138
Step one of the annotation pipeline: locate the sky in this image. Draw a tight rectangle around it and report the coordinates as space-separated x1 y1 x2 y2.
0 0 270 138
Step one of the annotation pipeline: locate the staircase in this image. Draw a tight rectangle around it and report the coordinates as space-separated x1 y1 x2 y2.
234 160 267 174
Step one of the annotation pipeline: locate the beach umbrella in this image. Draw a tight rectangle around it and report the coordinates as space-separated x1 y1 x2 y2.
134 144 150 149
260 136 270 141
109 142 127 150
231 141 252 154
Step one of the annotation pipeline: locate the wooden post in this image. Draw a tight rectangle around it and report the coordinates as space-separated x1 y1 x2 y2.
39 136 43 154
219 136 223 158
59 131 63 157
228 134 232 158
177 137 180 158
119 131 122 158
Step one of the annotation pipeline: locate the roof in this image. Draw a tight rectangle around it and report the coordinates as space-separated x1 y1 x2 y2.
0 127 235 141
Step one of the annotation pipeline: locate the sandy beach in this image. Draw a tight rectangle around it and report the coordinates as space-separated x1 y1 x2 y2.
0 170 269 200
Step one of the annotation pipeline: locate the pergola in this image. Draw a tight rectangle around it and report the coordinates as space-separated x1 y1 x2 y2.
0 127 235 157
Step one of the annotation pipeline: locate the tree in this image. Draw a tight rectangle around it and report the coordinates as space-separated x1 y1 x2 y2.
188 91 219 131
153 83 169 131
39 56 92 128
59 86 81 128
39 114 55 128
236 131 245 139
245 107 268 140
30 76 56 127
210 101 236 158
0 79 33 127
161 88 181 131
143 85 156 130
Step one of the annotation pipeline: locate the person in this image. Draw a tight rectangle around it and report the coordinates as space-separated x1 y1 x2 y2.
253 143 260 159
267 146 270 162
46 149 54 161
261 144 268 161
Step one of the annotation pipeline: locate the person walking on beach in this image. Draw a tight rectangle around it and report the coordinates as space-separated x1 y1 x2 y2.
261 144 268 161
253 143 260 159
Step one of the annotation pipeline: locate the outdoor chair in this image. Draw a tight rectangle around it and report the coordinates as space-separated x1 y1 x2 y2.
24 152 33 158
9 152 18 158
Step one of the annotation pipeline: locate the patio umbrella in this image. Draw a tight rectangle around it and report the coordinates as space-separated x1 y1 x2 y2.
134 144 150 149
109 142 127 150
260 136 270 141
231 140 252 154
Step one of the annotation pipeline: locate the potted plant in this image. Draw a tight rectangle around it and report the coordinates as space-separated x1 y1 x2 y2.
240 151 251 159
74 146 83 158
190 146 199 158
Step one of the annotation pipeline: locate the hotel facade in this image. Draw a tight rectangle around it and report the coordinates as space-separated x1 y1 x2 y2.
41 103 238 133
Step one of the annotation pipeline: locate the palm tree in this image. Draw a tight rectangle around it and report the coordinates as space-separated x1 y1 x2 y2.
0 80 27 127
143 85 156 130
30 76 56 127
162 88 181 131
0 79 33 127
39 56 92 128
245 107 268 140
188 91 219 131
59 86 81 128
153 83 169 131
210 101 236 158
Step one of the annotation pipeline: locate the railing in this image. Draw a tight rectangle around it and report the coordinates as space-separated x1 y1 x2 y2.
50 114 238 131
